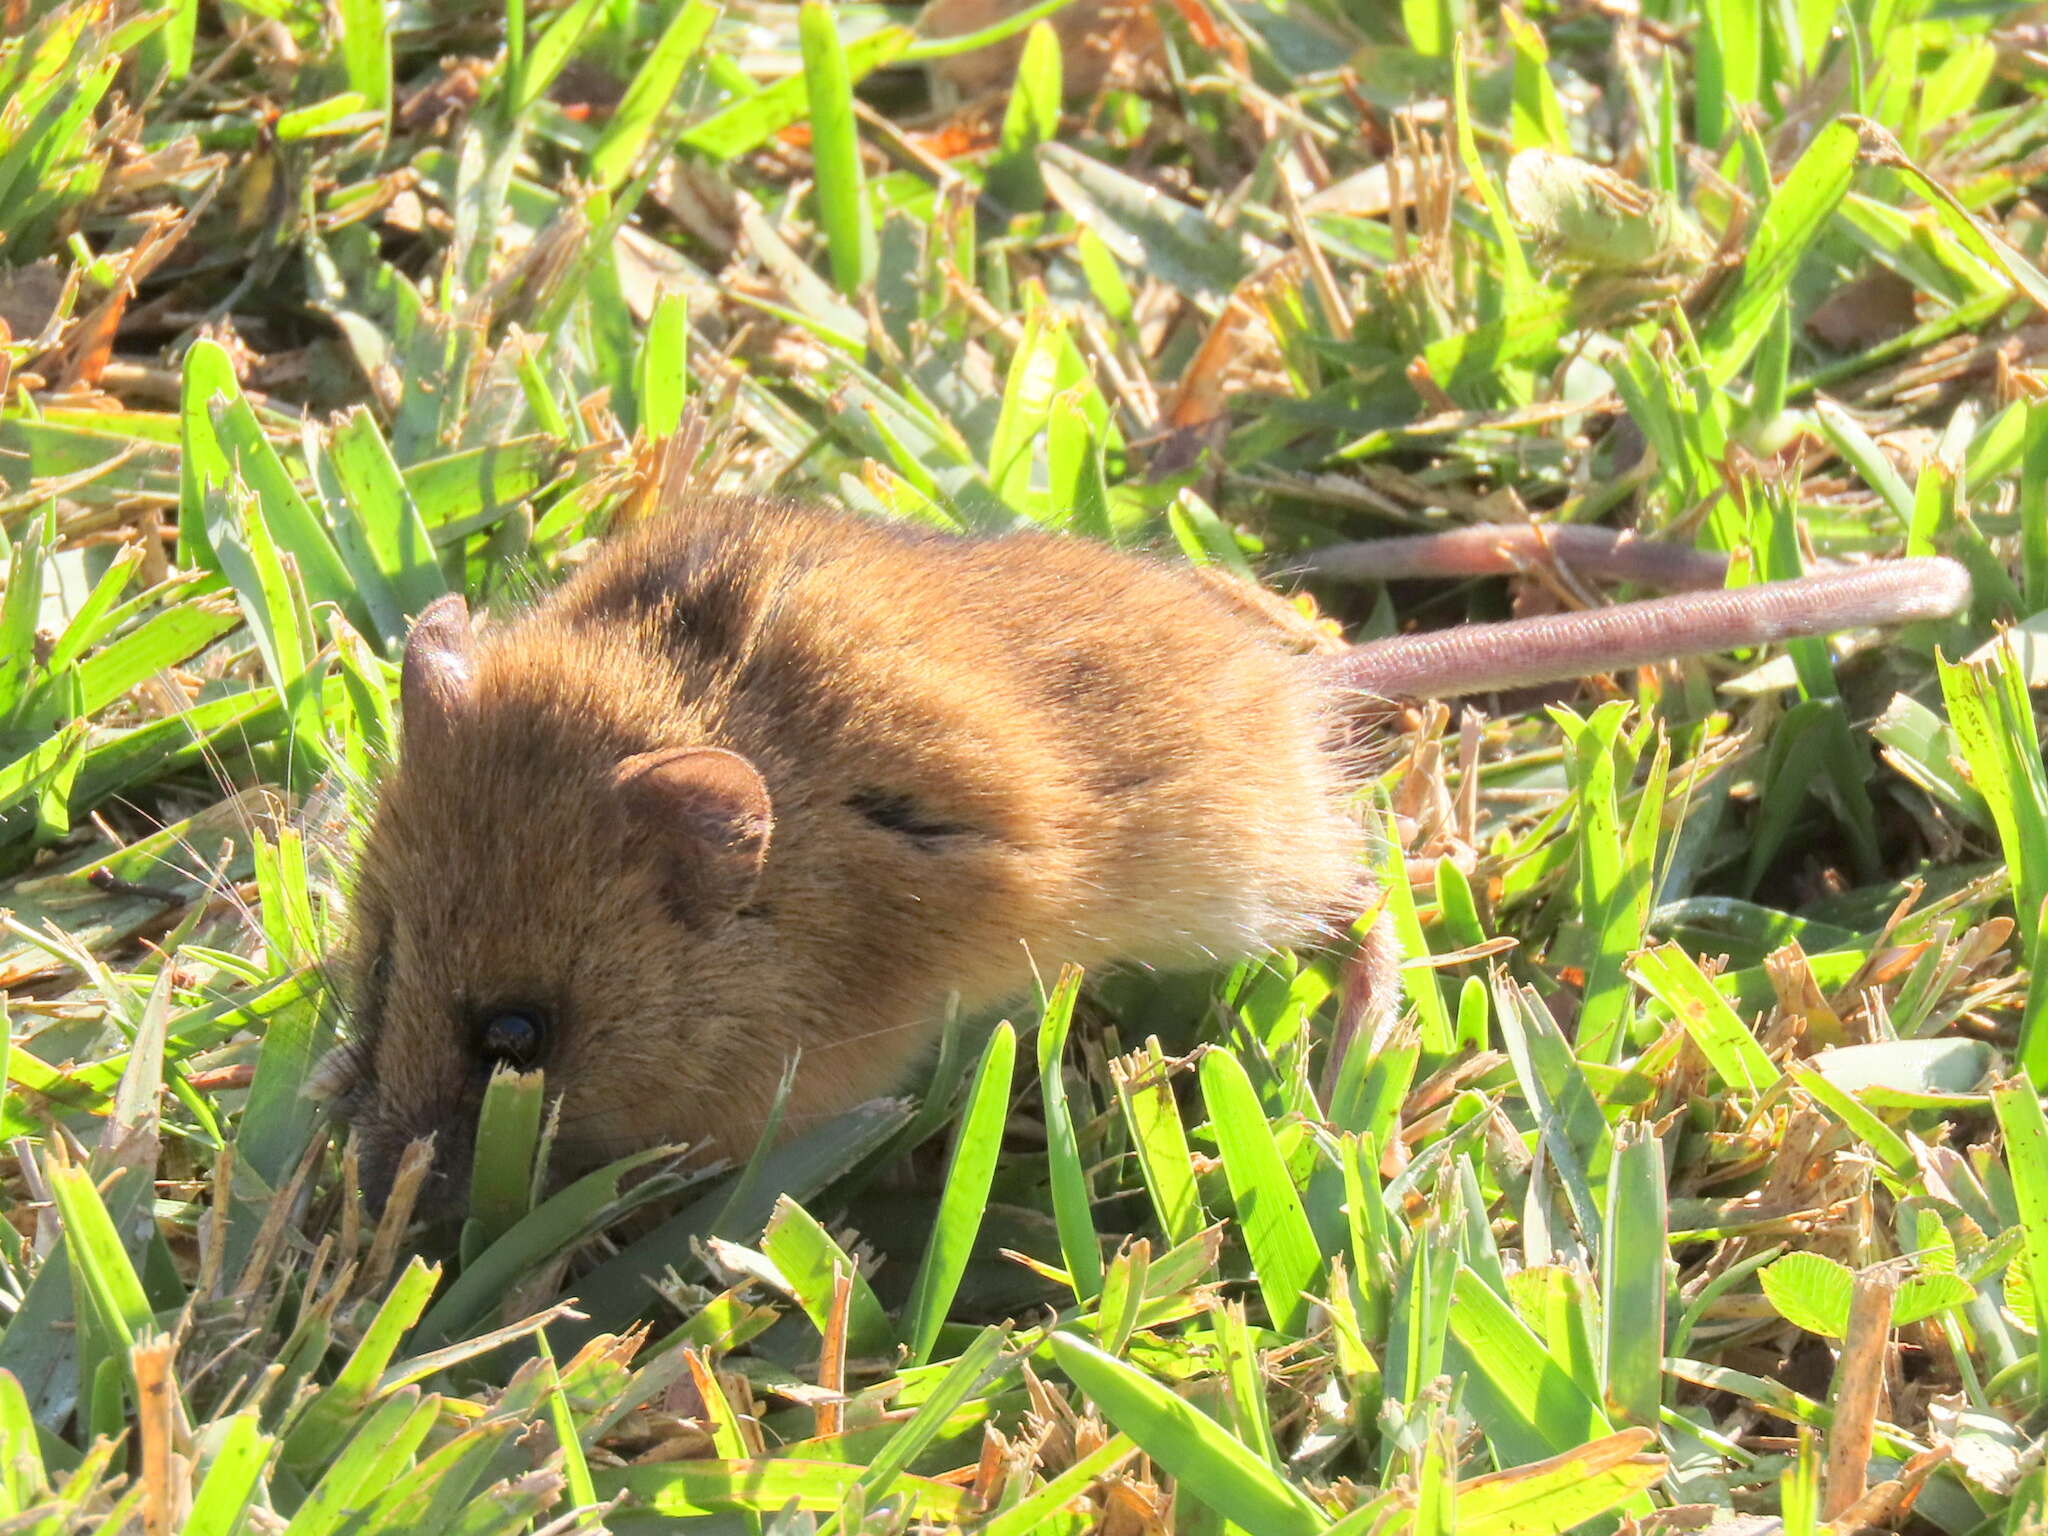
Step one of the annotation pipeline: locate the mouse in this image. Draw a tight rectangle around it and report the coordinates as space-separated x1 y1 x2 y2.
320 492 1971 1217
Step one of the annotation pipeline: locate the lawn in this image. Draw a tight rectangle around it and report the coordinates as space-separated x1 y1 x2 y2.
3 0 2047 1530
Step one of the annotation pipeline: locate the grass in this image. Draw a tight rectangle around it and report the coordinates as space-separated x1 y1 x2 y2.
3 0 2048 1530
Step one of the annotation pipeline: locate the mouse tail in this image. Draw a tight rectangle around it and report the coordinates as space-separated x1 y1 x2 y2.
1319 556 1972 700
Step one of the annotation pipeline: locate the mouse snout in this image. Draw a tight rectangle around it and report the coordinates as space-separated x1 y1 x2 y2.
356 1113 477 1234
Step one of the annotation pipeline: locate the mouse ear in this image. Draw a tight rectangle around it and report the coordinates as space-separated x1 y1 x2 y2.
615 747 774 925
401 594 475 746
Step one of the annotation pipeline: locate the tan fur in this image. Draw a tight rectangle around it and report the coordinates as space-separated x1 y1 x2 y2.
342 496 1368 1207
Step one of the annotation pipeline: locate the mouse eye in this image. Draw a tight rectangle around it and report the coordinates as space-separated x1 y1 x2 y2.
475 1007 552 1070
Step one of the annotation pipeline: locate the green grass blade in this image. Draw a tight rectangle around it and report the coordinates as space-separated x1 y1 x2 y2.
1940 644 2048 981
200 372 360 625
992 342 1070 512
1492 980 1608 1238
1342 1135 1394 1340
1037 965 1103 1301
1445 1266 1619 1466
799 0 875 295
820 1324 1010 1534
1212 1299 1280 1468
1600 1121 1667 1428
231 953 333 1195
132 0 192 84
0 512 52 722
1812 395 1915 530
282 1390 440 1536
637 288 691 440
280 1255 442 1473
1039 143 1265 312
1327 1002 1418 1140
29 543 145 690
1630 943 1780 1097
176 338 239 572
1696 118 1858 387
1048 1331 1326 1536
1992 1077 2048 1408
465 1066 547 1255
2020 401 2048 611
566 1099 911 1343
1867 129 2048 313
901 1021 1015 1363
335 0 391 126
1374 807 1453 1051
1502 10 1569 151
590 0 718 191
1552 702 1649 1064
760 1197 894 1356
516 0 610 114
1695 0 1762 149
599 1458 972 1523
1452 40 1532 314
682 25 912 161
1198 1048 1324 1337
1091 1238 1148 1356
1434 1429 1666 1535
185 1411 276 1536
0 1370 44 1514
44 1152 153 1356
1785 1063 1916 1184
203 481 309 702
979 1432 1136 1536
987 20 1060 211
1113 1039 1207 1248
1045 389 1113 540
533 1331 599 1514
409 1144 685 1352
342 1419 527 1536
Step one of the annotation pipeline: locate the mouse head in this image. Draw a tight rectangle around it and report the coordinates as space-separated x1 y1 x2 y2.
327 595 782 1222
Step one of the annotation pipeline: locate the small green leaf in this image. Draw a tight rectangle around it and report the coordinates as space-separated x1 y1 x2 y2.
1761 1251 1856 1338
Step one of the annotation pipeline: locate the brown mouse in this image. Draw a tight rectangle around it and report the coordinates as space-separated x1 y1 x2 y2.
324 493 1970 1215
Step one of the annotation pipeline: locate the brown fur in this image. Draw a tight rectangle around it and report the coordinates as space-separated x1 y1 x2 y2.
340 496 1367 1209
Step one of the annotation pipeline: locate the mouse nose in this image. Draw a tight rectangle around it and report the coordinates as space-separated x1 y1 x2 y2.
356 1123 474 1232
410 1151 472 1231
360 1144 396 1218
